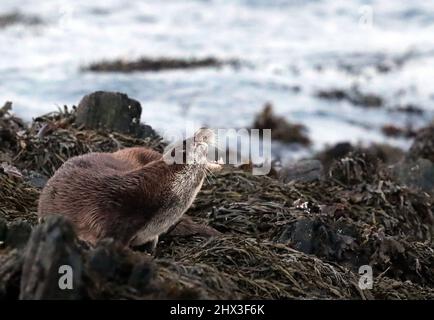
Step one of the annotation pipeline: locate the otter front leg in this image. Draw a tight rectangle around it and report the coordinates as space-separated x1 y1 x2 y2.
147 236 158 253
130 235 159 254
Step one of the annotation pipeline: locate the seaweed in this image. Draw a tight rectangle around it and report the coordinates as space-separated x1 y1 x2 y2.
0 101 433 300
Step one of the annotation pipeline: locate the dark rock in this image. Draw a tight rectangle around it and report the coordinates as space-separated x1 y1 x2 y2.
128 262 154 293
329 151 384 185
0 251 23 299
0 218 7 242
316 87 383 108
137 123 158 139
0 101 25 150
357 93 383 108
393 104 424 115
277 159 323 183
279 219 316 253
376 63 393 73
277 218 357 262
315 142 354 170
86 239 124 281
19 215 83 300
0 12 42 28
84 57 234 73
381 124 416 139
87 238 154 282
316 89 347 100
365 144 405 165
5 220 32 249
316 142 404 171
408 124 434 163
24 171 48 189
252 103 311 145
75 91 156 138
85 238 158 298
392 158 434 195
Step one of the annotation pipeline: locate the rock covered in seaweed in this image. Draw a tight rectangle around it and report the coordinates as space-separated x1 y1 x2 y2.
0 93 433 300
316 87 383 108
1 102 165 176
0 169 39 224
387 123 434 196
253 103 311 146
84 57 237 73
408 123 434 163
75 91 157 139
0 12 43 29
275 159 323 183
20 215 83 300
1 215 200 300
315 142 404 171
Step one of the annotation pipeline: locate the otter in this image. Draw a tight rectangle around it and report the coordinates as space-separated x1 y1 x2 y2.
38 128 222 250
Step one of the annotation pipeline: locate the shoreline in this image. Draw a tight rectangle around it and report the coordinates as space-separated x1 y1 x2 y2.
1 91 433 299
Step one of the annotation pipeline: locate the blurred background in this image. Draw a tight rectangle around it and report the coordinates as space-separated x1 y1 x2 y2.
1 0 434 161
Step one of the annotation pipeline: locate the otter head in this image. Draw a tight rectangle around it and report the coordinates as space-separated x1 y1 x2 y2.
163 128 223 172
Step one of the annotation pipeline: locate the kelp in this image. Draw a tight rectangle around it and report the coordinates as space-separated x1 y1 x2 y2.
0 104 433 299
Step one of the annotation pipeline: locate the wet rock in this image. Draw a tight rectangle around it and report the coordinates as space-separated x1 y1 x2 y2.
86 239 127 282
408 124 434 163
278 219 316 253
0 251 23 299
1 102 433 299
5 220 32 249
84 57 235 73
0 12 42 29
329 151 384 185
277 159 323 183
136 123 158 140
0 101 12 117
392 158 434 195
316 142 404 171
366 144 405 165
277 218 357 262
0 101 25 151
392 104 424 115
75 91 147 136
0 218 7 243
85 238 159 298
316 87 383 108
315 142 353 169
252 103 311 145
316 89 347 101
128 262 154 294
381 124 416 139
19 215 83 300
23 170 48 189
357 93 383 108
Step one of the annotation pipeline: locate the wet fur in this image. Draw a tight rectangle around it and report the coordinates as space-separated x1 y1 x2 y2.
38 147 206 246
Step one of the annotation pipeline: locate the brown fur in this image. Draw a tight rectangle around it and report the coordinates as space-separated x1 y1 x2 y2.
38 141 211 246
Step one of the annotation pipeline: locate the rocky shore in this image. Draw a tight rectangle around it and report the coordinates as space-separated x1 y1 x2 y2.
0 92 433 300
